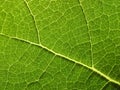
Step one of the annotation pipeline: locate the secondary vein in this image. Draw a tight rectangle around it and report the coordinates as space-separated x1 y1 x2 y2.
78 0 94 67
23 0 40 44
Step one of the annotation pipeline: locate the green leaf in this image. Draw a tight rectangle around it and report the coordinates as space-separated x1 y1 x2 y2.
0 0 120 90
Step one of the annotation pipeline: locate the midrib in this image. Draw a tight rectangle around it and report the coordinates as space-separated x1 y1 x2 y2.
0 33 120 86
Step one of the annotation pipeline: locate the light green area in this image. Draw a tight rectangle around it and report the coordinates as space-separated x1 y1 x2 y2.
0 0 120 90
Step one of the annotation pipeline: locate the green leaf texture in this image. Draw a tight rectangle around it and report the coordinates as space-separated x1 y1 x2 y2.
0 0 120 90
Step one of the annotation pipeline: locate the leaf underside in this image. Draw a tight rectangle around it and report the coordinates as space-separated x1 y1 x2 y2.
0 0 120 90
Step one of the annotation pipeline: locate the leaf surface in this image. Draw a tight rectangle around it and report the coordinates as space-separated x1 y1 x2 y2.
0 0 120 90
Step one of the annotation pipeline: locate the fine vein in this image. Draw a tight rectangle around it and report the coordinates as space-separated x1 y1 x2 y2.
0 33 120 86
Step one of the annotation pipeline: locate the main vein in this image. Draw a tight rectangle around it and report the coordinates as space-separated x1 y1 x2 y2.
0 33 120 86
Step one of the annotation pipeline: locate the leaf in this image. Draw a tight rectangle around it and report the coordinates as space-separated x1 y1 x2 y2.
0 0 120 90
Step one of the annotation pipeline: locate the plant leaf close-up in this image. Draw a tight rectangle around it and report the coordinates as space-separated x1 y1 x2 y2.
0 0 120 90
